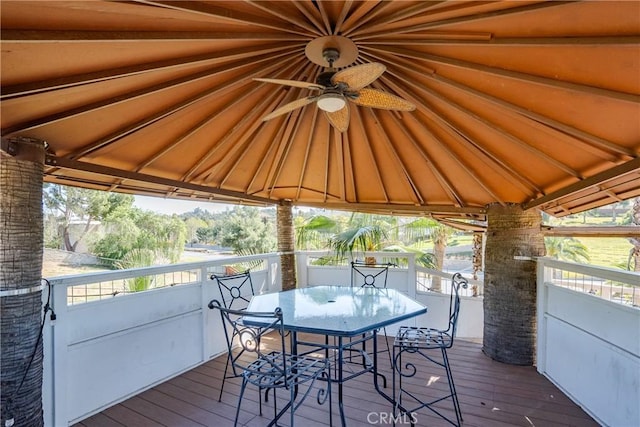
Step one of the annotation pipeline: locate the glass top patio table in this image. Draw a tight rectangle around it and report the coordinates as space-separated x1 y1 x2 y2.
245 285 426 426
245 285 427 336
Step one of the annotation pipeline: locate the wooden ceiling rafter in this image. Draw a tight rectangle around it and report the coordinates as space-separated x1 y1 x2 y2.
185 59 314 184
294 108 321 201
427 72 635 162
351 106 390 204
344 1 451 37
339 0 386 35
359 50 540 198
412 77 582 180
263 105 306 198
368 108 424 205
194 90 290 184
298 200 486 216
341 130 357 203
0 29 310 43
207 94 291 188
245 107 292 196
359 35 639 46
379 74 542 196
352 1 572 38
173 82 282 183
65 49 299 160
46 156 274 205
524 158 640 211
244 1 324 36
1 41 303 100
381 102 465 208
434 110 541 196
290 1 327 35
376 45 639 107
106 80 277 192
368 49 583 179
312 0 334 35
419 93 540 197
132 0 317 37
406 109 508 206
322 118 332 202
354 31 493 43
331 0 354 36
264 107 310 199
333 127 347 201
1 46 304 137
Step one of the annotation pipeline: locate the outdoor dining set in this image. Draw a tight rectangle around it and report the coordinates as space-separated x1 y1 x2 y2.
208 263 468 427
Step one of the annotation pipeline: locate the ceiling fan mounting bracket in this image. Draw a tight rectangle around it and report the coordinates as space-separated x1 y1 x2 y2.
305 36 358 67
323 48 340 66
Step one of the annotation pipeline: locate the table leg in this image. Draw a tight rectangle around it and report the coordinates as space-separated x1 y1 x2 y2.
372 333 415 427
337 336 347 427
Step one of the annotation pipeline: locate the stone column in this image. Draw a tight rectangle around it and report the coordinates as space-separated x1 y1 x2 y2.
483 203 545 365
1 137 45 426
277 200 296 291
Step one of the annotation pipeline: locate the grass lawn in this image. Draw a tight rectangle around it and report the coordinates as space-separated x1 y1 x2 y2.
575 237 633 270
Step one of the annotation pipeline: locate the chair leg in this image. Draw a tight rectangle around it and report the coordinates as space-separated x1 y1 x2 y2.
219 353 231 402
382 328 393 368
234 377 248 427
442 348 463 425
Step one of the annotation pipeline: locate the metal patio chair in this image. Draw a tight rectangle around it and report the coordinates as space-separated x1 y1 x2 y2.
208 300 331 427
392 272 468 427
210 269 256 402
348 261 395 368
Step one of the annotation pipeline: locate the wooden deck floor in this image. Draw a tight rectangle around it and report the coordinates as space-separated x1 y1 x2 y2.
75 337 598 427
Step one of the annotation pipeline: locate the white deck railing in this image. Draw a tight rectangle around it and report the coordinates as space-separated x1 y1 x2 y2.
41 251 638 427
42 253 281 427
536 257 640 427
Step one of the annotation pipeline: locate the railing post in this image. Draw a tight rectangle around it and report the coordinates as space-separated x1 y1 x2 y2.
407 253 417 300
200 265 211 361
48 279 69 427
536 258 547 374
296 251 308 289
267 254 282 292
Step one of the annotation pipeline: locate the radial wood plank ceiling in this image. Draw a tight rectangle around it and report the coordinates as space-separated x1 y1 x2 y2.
1 1 638 219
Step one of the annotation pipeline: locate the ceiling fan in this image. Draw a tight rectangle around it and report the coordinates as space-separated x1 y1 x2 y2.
254 46 415 132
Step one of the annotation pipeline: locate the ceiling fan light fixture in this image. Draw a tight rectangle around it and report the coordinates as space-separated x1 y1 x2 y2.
317 93 346 112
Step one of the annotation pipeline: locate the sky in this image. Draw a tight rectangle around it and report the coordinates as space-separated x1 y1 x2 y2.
133 195 232 215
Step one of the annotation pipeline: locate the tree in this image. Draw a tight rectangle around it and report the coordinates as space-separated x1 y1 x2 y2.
184 217 208 245
295 215 337 250
43 184 133 252
327 213 390 263
211 206 276 253
325 214 448 271
92 208 187 269
544 237 590 263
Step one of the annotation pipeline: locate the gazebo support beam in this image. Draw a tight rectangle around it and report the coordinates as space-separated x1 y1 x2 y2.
483 203 545 365
277 200 296 291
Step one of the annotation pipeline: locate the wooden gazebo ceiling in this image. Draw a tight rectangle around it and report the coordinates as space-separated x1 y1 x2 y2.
1 1 639 220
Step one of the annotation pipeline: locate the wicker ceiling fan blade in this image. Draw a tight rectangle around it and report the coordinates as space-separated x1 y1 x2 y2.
324 104 350 133
254 78 324 91
351 88 416 111
331 63 386 91
262 96 317 121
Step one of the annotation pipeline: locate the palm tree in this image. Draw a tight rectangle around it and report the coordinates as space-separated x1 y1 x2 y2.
329 223 387 264
1 138 45 426
295 215 337 250
544 237 590 263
